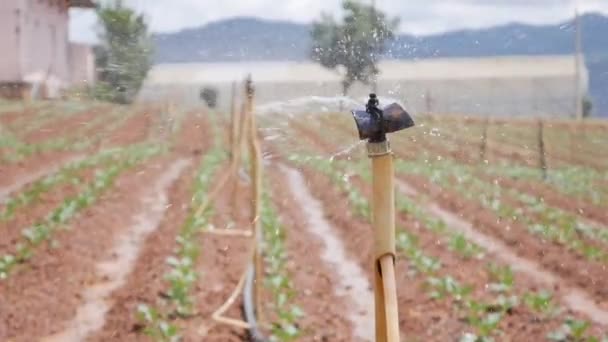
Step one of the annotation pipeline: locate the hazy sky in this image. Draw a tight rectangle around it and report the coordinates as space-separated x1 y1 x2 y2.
70 0 608 43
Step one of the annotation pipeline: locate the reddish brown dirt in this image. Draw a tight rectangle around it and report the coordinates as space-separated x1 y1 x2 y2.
278 122 606 338
319 115 516 167
0 151 81 189
267 167 356 341
0 166 97 255
86 160 204 342
82 114 214 341
488 126 608 166
302 160 601 339
101 110 154 148
401 173 608 310
66 109 120 141
0 113 208 342
172 112 209 156
484 173 608 226
0 106 154 209
291 161 471 340
310 117 607 225
422 118 608 170
0 155 176 341
268 129 456 338
447 173 608 258
319 114 607 170
0 108 37 127
178 172 252 342
358 175 604 337
23 108 102 144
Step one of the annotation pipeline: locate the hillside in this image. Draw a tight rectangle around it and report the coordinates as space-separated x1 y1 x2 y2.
153 18 310 63
153 15 608 116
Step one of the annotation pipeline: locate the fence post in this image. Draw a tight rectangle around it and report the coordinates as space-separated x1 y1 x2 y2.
245 76 265 324
538 119 547 180
480 117 489 163
229 81 238 162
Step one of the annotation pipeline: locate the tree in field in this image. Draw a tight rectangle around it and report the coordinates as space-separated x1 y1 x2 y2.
311 0 399 95
95 0 152 104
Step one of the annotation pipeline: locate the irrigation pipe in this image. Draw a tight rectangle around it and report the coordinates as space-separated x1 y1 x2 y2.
243 262 267 342
211 269 251 330
243 75 269 341
198 163 249 238
207 76 270 342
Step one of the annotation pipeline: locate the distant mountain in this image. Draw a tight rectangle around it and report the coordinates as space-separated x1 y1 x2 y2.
153 18 310 63
153 15 608 116
387 13 608 58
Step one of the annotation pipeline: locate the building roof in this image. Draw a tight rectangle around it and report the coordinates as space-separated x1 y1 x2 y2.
67 0 96 8
145 55 584 85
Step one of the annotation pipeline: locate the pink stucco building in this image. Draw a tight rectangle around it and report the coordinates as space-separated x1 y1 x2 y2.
0 0 95 99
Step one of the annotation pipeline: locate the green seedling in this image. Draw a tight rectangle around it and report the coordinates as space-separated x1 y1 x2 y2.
136 304 181 342
0 144 160 280
261 190 303 341
426 276 471 301
449 234 484 259
523 290 559 317
136 144 225 338
486 263 514 293
547 317 595 342
465 299 504 339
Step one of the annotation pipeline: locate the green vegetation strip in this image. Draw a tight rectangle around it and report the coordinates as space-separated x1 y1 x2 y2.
1 144 149 221
0 106 142 163
260 189 304 341
14 102 95 134
0 144 161 279
396 159 608 263
289 152 607 341
137 147 224 341
484 164 608 207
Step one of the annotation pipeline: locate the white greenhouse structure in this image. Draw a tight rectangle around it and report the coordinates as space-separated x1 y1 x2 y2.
140 55 587 118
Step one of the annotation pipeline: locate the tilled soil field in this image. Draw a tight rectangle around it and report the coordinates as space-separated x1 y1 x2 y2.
1 101 608 342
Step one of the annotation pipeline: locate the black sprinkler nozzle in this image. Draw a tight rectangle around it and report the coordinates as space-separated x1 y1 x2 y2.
352 94 415 142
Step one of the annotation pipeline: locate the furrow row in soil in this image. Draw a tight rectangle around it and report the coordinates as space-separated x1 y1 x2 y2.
0 155 179 341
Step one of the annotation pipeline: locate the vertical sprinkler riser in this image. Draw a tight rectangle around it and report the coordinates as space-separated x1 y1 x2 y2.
352 94 414 342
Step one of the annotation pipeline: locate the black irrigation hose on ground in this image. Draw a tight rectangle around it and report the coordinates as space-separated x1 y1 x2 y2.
243 263 268 342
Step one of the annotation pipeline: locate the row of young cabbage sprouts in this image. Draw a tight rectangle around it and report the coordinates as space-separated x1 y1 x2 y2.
136 146 225 342
287 153 501 339
3 101 90 132
385 117 608 206
259 189 304 341
396 159 608 264
0 146 140 220
0 106 139 163
14 103 91 135
287 147 607 341
0 143 163 280
393 158 608 341
485 164 608 207
137 118 304 340
301 116 608 339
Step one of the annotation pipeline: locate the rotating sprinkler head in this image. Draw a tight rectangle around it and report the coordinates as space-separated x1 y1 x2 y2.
352 94 413 340
352 94 415 143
